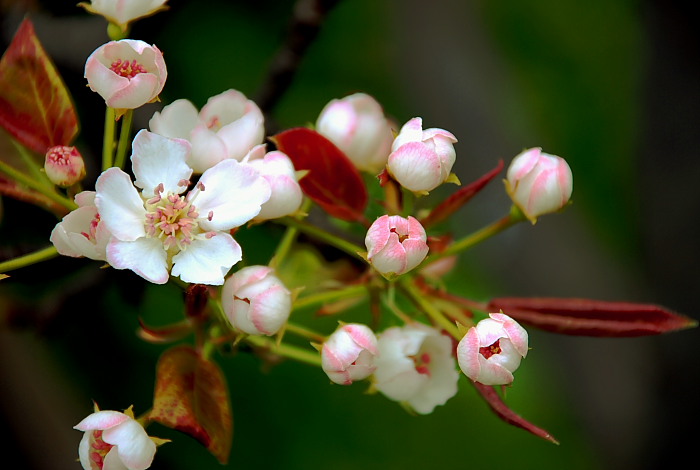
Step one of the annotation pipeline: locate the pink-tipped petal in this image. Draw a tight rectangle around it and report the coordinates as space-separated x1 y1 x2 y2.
131 130 193 197
95 168 146 241
171 232 242 285
107 238 169 284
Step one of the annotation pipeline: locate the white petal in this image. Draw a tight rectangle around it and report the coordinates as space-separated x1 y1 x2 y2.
188 124 229 173
50 206 100 259
102 448 129 470
95 168 146 241
194 159 271 231
171 233 242 285
131 130 193 197
107 238 169 284
102 419 155 470
149 99 200 139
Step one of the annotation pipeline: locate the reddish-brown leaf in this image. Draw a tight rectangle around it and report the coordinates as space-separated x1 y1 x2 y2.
271 128 368 222
472 382 559 444
0 19 79 155
488 297 698 337
151 346 232 464
420 159 504 229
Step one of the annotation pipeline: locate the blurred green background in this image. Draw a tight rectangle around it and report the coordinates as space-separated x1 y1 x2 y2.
1 0 698 469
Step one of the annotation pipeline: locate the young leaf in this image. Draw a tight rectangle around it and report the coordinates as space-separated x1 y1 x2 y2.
151 346 233 464
472 381 559 444
488 297 698 337
271 128 368 222
0 19 79 155
420 159 504 229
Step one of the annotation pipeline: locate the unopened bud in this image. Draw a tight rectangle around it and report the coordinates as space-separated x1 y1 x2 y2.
44 145 86 187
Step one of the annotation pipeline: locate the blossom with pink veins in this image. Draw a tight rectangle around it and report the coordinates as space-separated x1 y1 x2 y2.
94 130 270 285
50 191 109 262
365 215 429 278
85 40 167 112
74 409 157 470
457 312 529 386
373 323 459 414
149 89 265 173
322 323 378 385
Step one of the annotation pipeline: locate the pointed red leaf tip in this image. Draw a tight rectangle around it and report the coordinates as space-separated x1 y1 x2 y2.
0 18 79 154
472 381 559 444
151 346 232 464
271 128 368 222
488 297 698 337
420 159 504 229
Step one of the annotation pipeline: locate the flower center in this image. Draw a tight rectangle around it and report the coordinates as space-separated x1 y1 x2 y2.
81 213 101 242
206 116 222 131
89 430 114 469
412 352 432 376
46 146 74 166
390 227 408 243
110 59 147 78
145 185 201 251
479 339 502 359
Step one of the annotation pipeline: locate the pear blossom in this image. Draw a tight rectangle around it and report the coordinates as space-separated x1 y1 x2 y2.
94 130 270 285
79 0 169 32
44 145 85 187
316 93 394 173
221 265 292 336
365 215 428 278
50 191 109 261
149 89 265 173
505 147 573 223
242 145 303 220
85 40 167 112
74 409 156 470
386 117 458 193
373 323 459 414
457 313 528 386
322 323 378 385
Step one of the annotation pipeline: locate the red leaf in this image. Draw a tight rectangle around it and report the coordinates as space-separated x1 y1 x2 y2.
151 346 232 464
0 19 79 155
488 297 698 337
271 128 368 222
472 382 559 444
420 159 504 229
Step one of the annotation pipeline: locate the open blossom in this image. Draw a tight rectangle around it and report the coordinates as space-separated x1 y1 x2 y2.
242 145 303 220
50 191 109 261
149 89 265 173
221 265 292 336
365 215 428 278
316 93 394 174
94 130 270 285
79 0 169 32
505 147 573 223
373 323 459 414
457 313 528 386
322 323 378 385
44 145 85 187
74 409 156 470
386 117 458 193
85 40 166 111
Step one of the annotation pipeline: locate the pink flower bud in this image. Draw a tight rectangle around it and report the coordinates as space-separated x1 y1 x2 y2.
79 0 169 32
322 323 378 385
505 147 573 223
149 89 264 173
373 323 459 414
316 93 394 174
74 408 157 470
221 266 291 336
457 313 529 386
243 145 303 220
85 40 167 111
44 145 85 187
386 117 457 193
365 215 428 277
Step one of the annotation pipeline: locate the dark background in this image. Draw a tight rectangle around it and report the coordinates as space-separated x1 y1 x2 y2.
1 1 698 469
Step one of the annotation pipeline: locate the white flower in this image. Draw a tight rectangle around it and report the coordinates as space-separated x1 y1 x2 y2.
322 323 378 385
94 130 270 285
149 89 265 173
79 0 169 32
74 409 156 470
50 191 110 261
373 323 459 414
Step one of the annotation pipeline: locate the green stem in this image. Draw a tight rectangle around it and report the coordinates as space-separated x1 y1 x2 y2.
270 199 313 269
102 107 117 171
401 186 415 217
245 335 322 367
285 322 327 343
293 284 368 311
113 109 134 170
400 277 461 340
278 217 365 261
11 140 49 187
0 161 77 211
0 246 58 273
